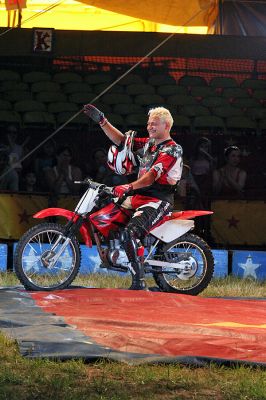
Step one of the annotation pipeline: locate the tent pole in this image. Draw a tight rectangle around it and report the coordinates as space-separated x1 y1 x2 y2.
219 0 223 35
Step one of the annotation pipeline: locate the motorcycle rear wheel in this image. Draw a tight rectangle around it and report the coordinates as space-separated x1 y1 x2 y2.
14 223 81 291
153 233 214 296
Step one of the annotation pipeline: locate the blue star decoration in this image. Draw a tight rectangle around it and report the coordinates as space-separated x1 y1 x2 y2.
238 255 261 279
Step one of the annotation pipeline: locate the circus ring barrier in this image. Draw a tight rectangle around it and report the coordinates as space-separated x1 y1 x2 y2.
0 192 266 279
0 192 265 246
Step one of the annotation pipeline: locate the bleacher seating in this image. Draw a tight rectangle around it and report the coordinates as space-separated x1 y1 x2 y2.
157 85 187 96
23 71 51 83
4 90 32 102
126 84 156 96
241 79 266 90
210 77 238 88
0 69 20 82
31 81 61 93
178 75 207 87
0 68 265 135
147 74 176 86
1 81 29 91
36 91 67 103
94 83 124 94
0 99 12 111
84 72 113 85
134 94 165 107
117 74 144 85
194 115 225 131
47 101 78 114
23 111 56 128
53 72 82 83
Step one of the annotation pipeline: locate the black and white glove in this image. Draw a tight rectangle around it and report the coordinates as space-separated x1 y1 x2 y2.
83 104 105 125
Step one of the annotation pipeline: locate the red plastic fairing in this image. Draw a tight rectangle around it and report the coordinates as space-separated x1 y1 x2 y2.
90 203 131 237
34 208 92 247
170 210 213 220
151 210 213 230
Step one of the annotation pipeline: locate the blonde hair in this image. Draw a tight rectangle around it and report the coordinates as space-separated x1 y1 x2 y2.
148 107 173 130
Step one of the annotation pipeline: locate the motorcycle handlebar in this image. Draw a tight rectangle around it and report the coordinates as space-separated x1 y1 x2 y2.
74 179 113 195
74 179 130 206
74 179 97 188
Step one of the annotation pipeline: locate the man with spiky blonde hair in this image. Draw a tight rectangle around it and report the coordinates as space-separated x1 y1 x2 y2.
84 104 183 290
148 106 174 129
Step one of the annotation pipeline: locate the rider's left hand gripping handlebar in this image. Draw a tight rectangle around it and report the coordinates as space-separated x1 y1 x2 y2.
112 183 133 199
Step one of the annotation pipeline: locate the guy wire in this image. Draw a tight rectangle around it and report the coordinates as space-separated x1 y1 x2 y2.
0 7 205 181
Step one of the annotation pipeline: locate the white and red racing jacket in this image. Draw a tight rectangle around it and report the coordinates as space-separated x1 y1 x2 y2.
133 137 183 204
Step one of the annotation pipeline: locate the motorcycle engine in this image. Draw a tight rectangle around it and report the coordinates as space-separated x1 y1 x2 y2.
108 238 129 266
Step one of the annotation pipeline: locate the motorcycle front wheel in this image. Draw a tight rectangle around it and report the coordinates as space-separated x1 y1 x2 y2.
152 233 214 296
14 223 81 291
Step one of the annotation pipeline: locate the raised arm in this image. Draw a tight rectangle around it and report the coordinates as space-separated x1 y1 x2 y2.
83 104 124 145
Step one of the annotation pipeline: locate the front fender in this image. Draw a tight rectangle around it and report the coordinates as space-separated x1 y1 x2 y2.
34 208 92 247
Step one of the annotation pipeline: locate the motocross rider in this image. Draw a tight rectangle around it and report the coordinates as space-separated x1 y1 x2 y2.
84 104 183 290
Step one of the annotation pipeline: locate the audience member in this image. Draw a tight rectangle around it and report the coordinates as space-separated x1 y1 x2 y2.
213 145 247 197
186 137 216 241
34 140 56 191
44 145 82 194
5 124 29 170
189 137 216 200
176 163 201 209
20 170 39 193
0 148 19 192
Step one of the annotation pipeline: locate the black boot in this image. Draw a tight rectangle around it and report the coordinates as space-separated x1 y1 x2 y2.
121 227 148 291
129 261 148 291
129 277 147 291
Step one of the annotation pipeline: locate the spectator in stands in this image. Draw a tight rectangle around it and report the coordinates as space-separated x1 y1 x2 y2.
44 145 82 194
34 140 56 191
176 163 201 209
188 137 216 241
189 137 216 199
5 124 29 168
0 147 19 192
213 145 247 197
20 170 39 193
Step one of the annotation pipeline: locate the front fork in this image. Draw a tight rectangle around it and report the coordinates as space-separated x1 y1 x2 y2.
41 217 84 269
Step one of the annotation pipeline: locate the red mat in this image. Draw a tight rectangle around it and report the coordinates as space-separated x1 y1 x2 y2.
31 288 266 365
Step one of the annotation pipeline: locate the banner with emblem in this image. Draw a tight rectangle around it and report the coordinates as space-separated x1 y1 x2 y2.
211 200 266 246
0 193 48 239
0 194 80 240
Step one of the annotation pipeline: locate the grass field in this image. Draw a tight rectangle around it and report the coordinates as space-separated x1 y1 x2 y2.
0 272 266 400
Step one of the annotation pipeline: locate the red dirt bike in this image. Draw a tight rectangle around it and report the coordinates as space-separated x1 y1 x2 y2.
14 179 214 295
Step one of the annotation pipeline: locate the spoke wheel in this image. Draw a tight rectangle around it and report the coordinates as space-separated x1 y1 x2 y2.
152 233 214 295
14 223 81 291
